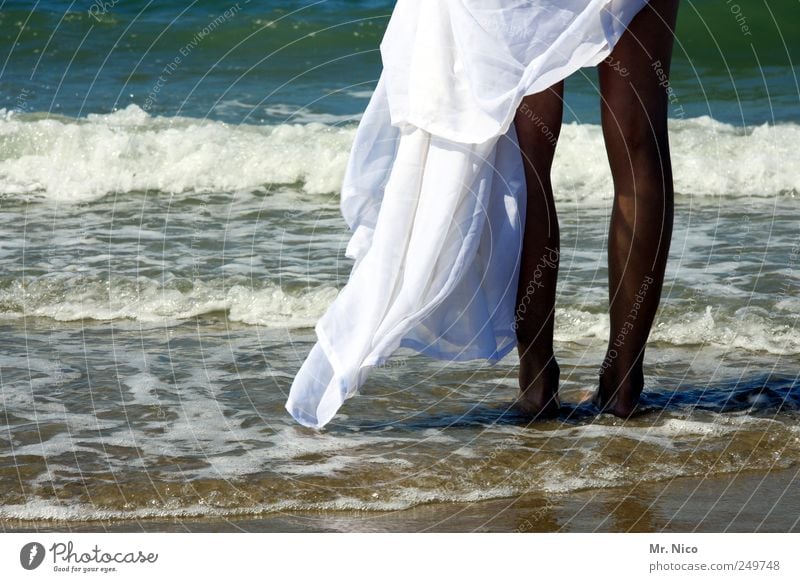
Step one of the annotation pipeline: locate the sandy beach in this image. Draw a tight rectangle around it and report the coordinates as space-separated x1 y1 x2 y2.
5 465 797 533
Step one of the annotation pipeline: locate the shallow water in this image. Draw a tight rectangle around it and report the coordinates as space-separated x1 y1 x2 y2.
1 192 798 521
1 0 799 523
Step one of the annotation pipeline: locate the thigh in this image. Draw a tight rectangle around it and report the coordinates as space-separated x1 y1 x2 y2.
514 81 565 175
598 0 680 165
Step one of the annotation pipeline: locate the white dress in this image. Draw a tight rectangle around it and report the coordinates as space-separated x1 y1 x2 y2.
286 0 649 428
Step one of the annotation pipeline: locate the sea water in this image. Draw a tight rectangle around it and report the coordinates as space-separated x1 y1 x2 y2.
0 0 798 523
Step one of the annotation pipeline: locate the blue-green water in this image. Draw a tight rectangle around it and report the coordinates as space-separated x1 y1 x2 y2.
2 0 798 123
0 1 798 525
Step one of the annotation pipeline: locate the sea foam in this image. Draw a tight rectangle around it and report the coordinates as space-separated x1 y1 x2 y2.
0 105 354 202
1 105 798 202
1 275 797 354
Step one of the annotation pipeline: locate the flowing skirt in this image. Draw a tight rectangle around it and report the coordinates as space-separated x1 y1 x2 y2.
286 0 649 428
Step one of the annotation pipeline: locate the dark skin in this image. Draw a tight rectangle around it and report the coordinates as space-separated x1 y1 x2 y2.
513 0 680 419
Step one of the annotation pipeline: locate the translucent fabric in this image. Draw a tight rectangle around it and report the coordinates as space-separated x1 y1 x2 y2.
286 0 649 428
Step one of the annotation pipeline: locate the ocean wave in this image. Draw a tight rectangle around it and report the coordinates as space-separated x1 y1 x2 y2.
1 105 798 202
555 116 800 200
0 275 338 327
1 274 797 354
0 105 356 202
556 305 800 355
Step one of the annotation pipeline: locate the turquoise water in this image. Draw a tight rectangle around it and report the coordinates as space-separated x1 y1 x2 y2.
0 1 798 524
2 1 798 123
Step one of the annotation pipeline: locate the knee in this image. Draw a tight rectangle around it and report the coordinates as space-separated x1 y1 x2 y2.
607 110 667 155
602 92 669 155
514 106 560 163
603 114 672 192
515 324 542 348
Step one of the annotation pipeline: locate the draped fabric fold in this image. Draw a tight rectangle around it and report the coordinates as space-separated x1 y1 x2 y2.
286 0 649 428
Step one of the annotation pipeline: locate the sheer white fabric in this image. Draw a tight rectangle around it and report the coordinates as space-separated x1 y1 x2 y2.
286 0 649 428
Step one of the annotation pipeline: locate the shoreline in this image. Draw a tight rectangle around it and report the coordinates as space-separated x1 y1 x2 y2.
5 465 798 533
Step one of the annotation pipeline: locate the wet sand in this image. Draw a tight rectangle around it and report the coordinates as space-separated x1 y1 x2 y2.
5 465 798 533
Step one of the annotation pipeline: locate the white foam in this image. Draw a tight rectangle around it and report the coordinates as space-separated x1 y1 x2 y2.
344 90 374 99
553 116 800 200
263 104 362 125
2 408 797 522
0 496 423 522
264 425 415 462
1 108 798 203
2 275 797 352
123 372 169 406
0 276 338 328
528 421 724 448
554 308 609 341
0 105 356 202
652 305 800 355
551 305 800 355
649 417 734 437
226 284 339 327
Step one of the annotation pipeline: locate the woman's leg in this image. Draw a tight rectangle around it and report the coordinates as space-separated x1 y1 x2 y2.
595 0 680 417
513 81 564 417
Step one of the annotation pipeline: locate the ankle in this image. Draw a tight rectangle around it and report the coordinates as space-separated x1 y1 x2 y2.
516 357 561 418
596 364 644 415
519 356 560 393
518 341 556 365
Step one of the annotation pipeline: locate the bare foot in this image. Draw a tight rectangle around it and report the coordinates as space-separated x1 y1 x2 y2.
515 359 561 419
592 366 644 418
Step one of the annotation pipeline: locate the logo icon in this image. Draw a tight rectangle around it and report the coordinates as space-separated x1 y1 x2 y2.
20 542 46 570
